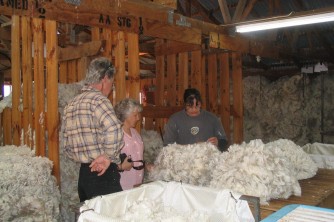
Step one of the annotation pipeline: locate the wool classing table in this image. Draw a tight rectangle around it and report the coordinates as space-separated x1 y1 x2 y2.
259 169 334 220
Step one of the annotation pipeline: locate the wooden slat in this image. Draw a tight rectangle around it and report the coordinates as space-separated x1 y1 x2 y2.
127 32 140 100
102 29 112 58
101 28 114 102
21 16 33 148
3 108 12 145
155 39 165 106
219 52 231 143
91 27 101 41
77 57 87 81
201 51 206 109
231 52 243 144
154 39 166 131
32 18 46 156
190 50 202 90
166 51 176 106
45 19 60 184
178 52 188 106
208 53 218 114
59 62 68 83
114 31 126 103
67 59 77 83
11 15 21 146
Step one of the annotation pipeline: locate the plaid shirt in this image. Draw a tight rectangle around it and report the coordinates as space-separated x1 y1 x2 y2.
62 86 124 164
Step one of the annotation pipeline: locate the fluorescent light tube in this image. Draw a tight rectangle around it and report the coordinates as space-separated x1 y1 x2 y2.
236 11 334 33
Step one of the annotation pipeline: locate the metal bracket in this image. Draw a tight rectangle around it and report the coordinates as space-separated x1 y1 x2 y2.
176 15 191 27
167 10 174 25
64 0 82 6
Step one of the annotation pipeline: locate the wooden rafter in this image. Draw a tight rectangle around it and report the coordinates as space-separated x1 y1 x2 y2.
218 0 232 24
232 0 247 22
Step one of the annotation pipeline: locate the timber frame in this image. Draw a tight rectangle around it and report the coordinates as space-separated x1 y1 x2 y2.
0 0 270 183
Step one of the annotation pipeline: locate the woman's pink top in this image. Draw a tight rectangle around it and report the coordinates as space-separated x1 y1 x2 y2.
120 128 144 190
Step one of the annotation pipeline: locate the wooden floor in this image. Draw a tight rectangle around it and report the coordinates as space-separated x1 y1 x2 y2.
260 169 334 220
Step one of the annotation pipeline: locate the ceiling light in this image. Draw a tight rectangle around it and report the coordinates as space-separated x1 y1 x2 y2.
235 10 334 33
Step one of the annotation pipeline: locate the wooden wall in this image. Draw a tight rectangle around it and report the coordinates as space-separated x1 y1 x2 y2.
0 15 244 184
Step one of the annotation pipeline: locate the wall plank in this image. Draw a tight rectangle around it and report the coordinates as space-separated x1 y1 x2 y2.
21 16 33 148
208 53 218 114
219 52 231 144
232 52 243 144
11 15 21 145
32 18 46 156
178 52 188 106
45 19 60 184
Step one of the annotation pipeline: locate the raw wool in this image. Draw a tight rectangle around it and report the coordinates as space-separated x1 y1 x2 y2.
302 142 334 169
141 129 164 164
58 82 84 112
115 198 210 222
265 139 318 180
59 123 80 222
148 142 221 186
243 73 334 145
0 93 13 113
0 145 61 221
209 139 301 205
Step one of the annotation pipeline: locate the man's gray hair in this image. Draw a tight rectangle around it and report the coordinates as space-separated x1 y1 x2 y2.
85 57 116 85
114 98 143 122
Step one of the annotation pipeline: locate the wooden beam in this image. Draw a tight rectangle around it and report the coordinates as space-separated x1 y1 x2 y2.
209 32 289 59
58 40 105 61
155 40 201 56
142 105 183 118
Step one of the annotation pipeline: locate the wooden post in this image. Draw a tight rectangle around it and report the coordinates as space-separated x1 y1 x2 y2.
114 31 126 103
127 32 141 132
127 32 140 100
232 52 243 144
11 15 21 146
155 39 166 131
45 19 60 184
166 49 176 106
21 16 33 148
219 52 231 144
32 18 46 156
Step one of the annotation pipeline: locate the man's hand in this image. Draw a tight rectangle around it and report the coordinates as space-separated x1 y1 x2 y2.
121 156 133 171
207 137 218 146
90 154 111 176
